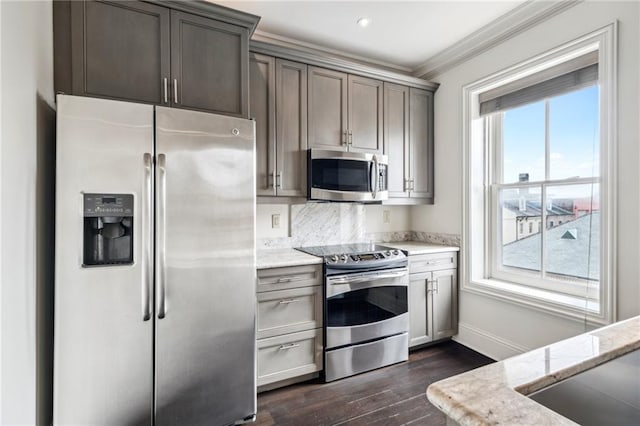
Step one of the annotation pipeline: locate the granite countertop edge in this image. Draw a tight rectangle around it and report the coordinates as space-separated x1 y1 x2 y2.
426 315 640 425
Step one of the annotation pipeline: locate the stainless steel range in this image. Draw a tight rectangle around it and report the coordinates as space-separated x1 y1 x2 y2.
296 243 409 382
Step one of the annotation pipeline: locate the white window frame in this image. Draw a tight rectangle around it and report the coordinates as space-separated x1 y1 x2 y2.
461 24 617 325
488 101 600 299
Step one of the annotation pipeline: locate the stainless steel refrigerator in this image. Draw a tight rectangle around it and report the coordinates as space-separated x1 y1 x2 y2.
54 95 257 425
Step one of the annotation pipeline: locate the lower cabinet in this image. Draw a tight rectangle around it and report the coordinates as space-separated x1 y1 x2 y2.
257 328 323 387
256 264 323 388
408 252 458 348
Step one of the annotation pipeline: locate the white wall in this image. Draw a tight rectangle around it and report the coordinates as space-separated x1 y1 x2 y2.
414 1 640 359
0 0 55 424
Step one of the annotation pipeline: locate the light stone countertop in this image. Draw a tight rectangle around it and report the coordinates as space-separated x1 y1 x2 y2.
256 248 323 270
257 242 459 269
383 241 459 255
426 315 640 425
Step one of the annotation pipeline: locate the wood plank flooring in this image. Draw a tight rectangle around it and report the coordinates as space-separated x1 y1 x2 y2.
255 341 494 426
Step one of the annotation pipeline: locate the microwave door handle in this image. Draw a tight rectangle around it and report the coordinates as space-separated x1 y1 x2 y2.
371 155 379 199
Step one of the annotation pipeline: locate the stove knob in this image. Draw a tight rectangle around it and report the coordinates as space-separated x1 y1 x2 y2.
393 249 400 255
330 255 338 262
385 250 391 257
340 254 348 262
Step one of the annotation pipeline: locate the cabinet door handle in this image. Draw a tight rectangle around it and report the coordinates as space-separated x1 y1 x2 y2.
348 129 353 145
173 78 178 104
342 131 347 145
276 171 282 188
278 299 301 305
163 78 168 104
279 343 300 350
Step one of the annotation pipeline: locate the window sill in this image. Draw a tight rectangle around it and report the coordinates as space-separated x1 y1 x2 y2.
463 278 609 326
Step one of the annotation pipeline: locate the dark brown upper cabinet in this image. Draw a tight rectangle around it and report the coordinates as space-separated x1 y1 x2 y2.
307 66 383 154
54 0 258 118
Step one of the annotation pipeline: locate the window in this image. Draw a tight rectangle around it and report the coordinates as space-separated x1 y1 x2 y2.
490 85 600 298
462 25 616 324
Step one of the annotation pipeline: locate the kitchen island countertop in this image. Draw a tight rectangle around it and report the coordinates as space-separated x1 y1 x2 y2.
257 248 323 270
427 315 640 425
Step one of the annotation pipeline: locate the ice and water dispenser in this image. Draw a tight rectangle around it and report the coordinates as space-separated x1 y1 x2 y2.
83 193 134 266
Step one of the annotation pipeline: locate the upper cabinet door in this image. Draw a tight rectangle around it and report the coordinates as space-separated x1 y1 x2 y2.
69 0 170 104
276 59 308 197
250 53 276 196
348 75 383 154
170 11 249 118
384 82 410 198
308 67 348 151
409 88 434 202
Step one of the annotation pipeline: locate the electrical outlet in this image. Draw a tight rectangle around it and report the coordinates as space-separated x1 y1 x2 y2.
271 214 280 229
383 210 391 224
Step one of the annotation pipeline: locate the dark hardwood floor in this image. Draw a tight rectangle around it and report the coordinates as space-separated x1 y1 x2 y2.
255 341 494 426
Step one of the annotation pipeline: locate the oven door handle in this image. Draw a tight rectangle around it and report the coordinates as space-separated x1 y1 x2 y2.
328 270 407 285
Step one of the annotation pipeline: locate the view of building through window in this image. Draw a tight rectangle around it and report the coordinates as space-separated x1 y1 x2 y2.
496 85 600 287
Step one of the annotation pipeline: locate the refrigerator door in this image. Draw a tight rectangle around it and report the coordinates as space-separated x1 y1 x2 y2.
154 107 256 425
54 95 154 425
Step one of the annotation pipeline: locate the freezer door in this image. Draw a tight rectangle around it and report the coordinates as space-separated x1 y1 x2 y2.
54 95 154 425
154 107 257 425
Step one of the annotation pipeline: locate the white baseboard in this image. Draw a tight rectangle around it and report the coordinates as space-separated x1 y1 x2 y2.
453 322 531 361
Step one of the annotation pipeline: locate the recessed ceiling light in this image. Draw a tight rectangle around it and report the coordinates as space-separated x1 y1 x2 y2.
357 17 370 28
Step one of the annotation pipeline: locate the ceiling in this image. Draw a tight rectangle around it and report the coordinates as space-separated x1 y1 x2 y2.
214 0 528 73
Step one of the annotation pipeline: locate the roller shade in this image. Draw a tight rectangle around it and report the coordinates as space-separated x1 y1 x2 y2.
479 51 598 116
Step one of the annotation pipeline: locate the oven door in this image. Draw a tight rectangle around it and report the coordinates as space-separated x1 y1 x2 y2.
308 149 388 202
325 267 408 349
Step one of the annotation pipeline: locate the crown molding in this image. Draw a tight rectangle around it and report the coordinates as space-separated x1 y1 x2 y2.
412 0 582 80
251 30 413 74
250 32 439 91
148 0 260 34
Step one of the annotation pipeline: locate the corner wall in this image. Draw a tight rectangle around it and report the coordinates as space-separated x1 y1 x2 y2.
413 1 640 359
0 1 55 424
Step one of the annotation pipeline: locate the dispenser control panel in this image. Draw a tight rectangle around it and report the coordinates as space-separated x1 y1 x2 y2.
84 194 133 217
82 193 134 266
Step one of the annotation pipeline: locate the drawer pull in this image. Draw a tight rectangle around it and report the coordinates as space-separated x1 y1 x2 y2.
278 299 301 304
279 343 300 350
421 259 450 266
276 275 306 283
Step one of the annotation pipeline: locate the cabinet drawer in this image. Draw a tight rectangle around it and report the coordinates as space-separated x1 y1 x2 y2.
409 252 457 274
257 264 322 292
257 328 323 386
257 286 323 339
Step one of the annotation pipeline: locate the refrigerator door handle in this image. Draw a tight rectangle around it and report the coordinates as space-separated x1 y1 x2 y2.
157 153 167 319
142 153 153 321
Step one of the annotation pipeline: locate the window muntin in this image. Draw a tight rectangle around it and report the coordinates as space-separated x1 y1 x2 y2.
490 85 600 298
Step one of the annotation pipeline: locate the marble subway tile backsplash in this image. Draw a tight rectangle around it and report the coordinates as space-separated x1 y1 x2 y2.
256 203 460 249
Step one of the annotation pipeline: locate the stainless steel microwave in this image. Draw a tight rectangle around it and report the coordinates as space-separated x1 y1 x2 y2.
307 149 388 202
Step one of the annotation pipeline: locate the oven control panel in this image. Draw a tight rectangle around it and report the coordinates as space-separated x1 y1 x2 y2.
324 249 406 266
